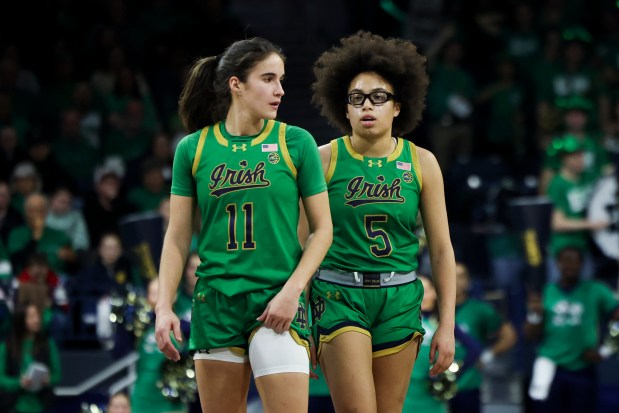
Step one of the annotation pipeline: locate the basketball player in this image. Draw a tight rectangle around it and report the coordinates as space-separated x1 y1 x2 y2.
155 37 332 413
305 31 456 413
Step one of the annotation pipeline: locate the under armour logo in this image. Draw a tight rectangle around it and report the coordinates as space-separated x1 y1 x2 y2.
232 144 247 152
368 160 382 167
325 291 341 300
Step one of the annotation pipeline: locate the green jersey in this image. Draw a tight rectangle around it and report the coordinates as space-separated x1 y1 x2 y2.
321 136 422 272
538 280 619 370
454 299 503 391
546 173 595 255
171 120 325 296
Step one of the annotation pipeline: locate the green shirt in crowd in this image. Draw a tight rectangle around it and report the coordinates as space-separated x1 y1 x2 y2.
454 299 503 391
0 338 62 413
538 280 619 371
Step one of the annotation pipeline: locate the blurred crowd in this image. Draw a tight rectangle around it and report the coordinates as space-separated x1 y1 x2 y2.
0 0 618 412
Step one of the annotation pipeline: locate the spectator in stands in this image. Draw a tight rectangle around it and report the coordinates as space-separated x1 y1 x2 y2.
539 96 614 194
46 186 90 254
426 37 476 174
107 391 131 413
524 246 619 413
26 131 73 195
0 303 62 413
545 135 610 282
7 193 76 275
83 160 131 248
73 232 134 298
449 262 518 413
0 125 28 182
127 157 169 213
51 108 100 195
9 161 41 216
0 92 29 151
16 252 69 345
0 180 24 244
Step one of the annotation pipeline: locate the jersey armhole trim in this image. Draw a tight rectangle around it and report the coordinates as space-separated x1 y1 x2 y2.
192 127 209 177
325 139 338 183
279 122 297 178
409 141 422 191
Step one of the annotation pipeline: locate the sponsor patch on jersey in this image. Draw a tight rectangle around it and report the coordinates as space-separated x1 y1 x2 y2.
396 161 411 171
268 152 280 164
402 171 413 183
262 143 278 152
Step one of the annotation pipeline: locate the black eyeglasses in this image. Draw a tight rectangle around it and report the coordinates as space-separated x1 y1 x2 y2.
347 91 395 107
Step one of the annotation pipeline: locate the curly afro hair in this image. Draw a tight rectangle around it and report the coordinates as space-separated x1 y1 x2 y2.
312 31 429 137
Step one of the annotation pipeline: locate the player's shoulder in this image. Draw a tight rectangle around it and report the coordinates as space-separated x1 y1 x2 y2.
284 123 314 142
175 128 205 149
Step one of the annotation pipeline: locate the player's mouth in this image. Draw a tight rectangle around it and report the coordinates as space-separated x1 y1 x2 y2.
360 115 376 127
269 101 281 110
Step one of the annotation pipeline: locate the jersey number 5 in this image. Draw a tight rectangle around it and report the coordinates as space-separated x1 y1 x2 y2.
364 215 392 257
226 203 256 250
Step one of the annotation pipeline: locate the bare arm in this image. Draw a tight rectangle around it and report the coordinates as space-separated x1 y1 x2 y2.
298 143 331 247
551 209 609 232
489 322 518 356
259 144 333 333
418 147 456 375
155 194 195 360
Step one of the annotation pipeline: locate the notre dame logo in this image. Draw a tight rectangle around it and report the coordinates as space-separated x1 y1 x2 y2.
296 303 308 330
402 171 413 183
268 152 280 164
311 296 326 322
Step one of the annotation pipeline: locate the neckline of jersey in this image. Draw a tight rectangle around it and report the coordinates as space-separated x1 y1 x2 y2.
343 135 404 162
214 119 275 145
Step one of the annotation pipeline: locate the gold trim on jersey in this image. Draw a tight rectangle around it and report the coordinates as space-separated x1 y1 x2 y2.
386 137 404 162
325 139 338 183
213 122 228 147
343 135 403 163
278 122 297 178
228 346 247 356
409 142 423 191
252 119 275 146
212 120 276 147
372 331 423 358
342 136 364 160
192 127 209 177
317 326 371 358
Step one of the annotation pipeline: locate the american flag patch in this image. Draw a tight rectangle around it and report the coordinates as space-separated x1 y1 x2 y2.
396 161 411 171
262 143 278 152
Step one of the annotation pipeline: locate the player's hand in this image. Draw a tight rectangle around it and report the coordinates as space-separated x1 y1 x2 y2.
155 306 182 361
257 289 298 334
429 323 455 377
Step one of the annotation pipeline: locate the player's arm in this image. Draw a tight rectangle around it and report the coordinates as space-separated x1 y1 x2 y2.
298 143 331 246
418 146 456 376
260 142 333 333
155 194 195 361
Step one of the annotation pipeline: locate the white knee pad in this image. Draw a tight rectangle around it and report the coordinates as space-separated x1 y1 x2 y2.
193 348 249 363
249 327 309 378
